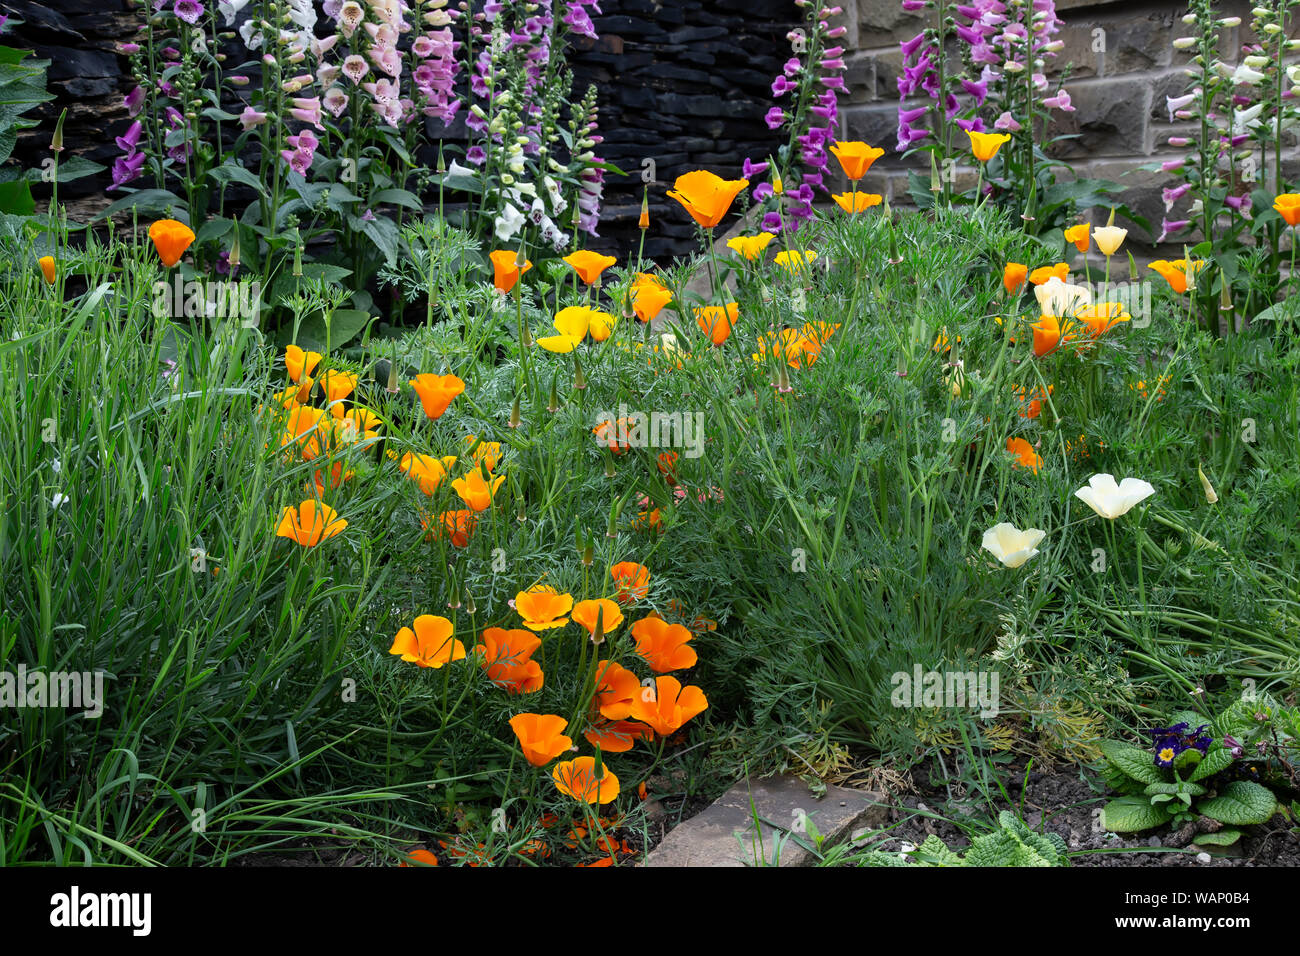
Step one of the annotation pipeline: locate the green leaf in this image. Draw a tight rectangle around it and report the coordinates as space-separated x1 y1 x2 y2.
370 188 424 210
1197 781 1277 826
208 162 269 198
1251 298 1298 323
911 834 964 866
94 189 187 222
355 213 400 265
283 308 373 352
1101 796 1174 833
1100 741 1165 785
0 179 34 215
1188 746 1235 782
1192 828 1242 847
1144 781 1206 797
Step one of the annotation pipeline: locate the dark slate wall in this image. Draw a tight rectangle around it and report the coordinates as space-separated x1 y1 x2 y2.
4 0 794 258
570 0 796 259
5 0 138 221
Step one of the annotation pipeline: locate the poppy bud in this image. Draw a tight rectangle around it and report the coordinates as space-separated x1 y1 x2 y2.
51 108 66 154
229 230 241 271
436 146 446 175
1198 462 1218 504
386 346 400 394
508 396 521 428
604 450 616 478
573 353 586 390
547 377 559 414
929 153 941 193
638 194 649 230
292 230 303 277
464 589 477 616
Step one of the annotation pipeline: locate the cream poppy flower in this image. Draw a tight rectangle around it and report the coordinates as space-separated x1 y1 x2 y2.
1034 276 1092 318
981 523 1046 568
1092 225 1128 257
1074 473 1155 519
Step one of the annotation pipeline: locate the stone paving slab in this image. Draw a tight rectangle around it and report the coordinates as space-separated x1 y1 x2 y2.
645 775 888 867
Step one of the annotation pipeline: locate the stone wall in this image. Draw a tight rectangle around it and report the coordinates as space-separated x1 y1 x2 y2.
836 0 1291 250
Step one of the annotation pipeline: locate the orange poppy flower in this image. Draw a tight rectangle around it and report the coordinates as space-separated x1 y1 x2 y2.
275 499 347 547
632 282 673 323
319 369 357 405
1031 314 1075 357
438 838 491 867
610 562 650 603
1028 263 1070 285
1005 437 1043 474
563 250 618 285
399 849 439 867
1148 259 1204 294
1003 262 1028 295
464 434 502 471
515 584 573 631
398 452 458 495
149 218 196 267
1273 193 1300 227
695 302 737 346
332 406 382 443
310 461 354 496
828 141 885 180
571 598 624 641
1012 384 1053 419
666 169 750 229
633 505 664 533
630 615 697 672
592 417 633 454
280 405 329 460
451 469 505 512
432 509 477 547
1076 302 1130 338
832 191 883 213
409 373 465 420
583 717 653 753
552 755 620 804
1064 223 1090 254
753 327 812 368
477 628 543 694
629 675 709 736
508 713 573 766
657 451 679 485
800 321 840 361
490 249 531 293
593 659 639 720
389 614 466 668
38 255 56 284
285 344 322 384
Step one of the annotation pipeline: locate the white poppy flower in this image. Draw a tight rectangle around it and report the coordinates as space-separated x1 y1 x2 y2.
981 523 1046 569
1074 474 1155 519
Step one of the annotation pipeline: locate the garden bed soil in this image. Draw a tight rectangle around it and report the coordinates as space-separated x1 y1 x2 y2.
859 762 1300 867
